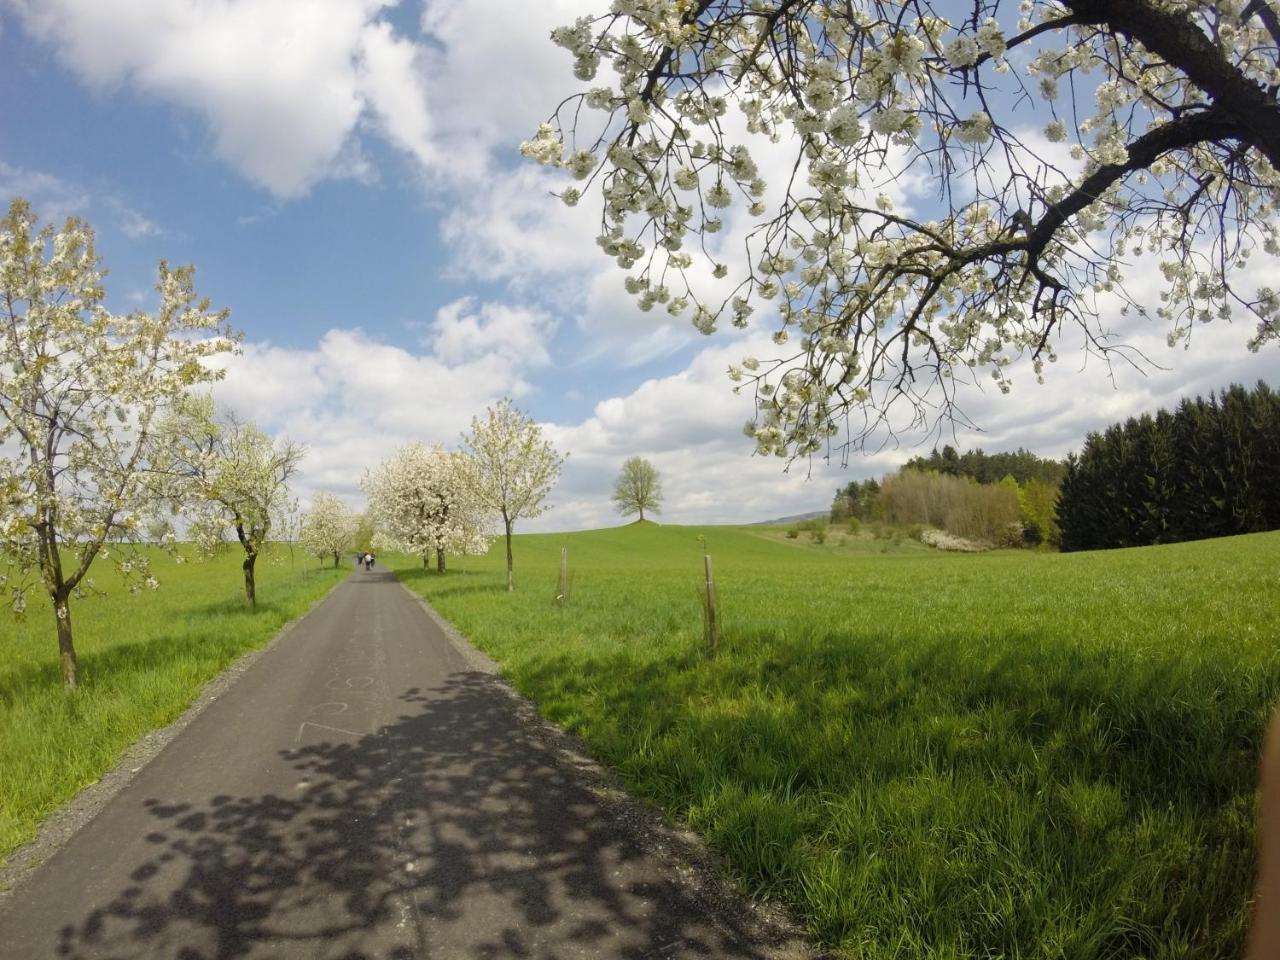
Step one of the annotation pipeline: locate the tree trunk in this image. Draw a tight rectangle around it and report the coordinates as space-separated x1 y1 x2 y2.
55 593 78 690
639 506 645 521
243 552 257 608
505 519 514 592
423 553 429 569
436 546 446 574
333 550 340 568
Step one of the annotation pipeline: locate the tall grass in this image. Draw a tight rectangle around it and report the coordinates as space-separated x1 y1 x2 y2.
391 523 1280 959
0 547 347 860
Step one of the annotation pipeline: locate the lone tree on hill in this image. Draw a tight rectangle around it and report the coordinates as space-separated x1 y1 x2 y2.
464 399 564 592
611 456 664 521
300 492 358 568
527 0 1280 460
0 199 236 689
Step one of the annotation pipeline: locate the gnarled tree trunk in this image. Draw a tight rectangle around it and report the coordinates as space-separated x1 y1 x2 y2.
243 552 257 608
54 592 77 690
436 546 446 574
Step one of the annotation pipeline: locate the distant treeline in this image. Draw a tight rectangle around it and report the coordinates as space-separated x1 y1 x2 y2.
832 464 1061 548
1058 381 1280 551
902 445 1066 486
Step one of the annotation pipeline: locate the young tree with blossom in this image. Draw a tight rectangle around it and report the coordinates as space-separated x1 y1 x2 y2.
0 199 237 688
169 398 304 608
361 442 493 574
464 400 564 592
299 492 357 568
527 0 1280 460
611 456 664 521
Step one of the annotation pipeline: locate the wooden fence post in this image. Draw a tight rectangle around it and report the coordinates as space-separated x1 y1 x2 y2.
703 551 718 652
557 546 569 608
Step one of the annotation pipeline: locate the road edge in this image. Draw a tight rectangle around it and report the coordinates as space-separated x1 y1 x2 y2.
0 574 350 901
394 579 830 960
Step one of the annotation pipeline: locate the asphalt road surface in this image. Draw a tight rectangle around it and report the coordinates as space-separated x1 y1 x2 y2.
0 566 793 960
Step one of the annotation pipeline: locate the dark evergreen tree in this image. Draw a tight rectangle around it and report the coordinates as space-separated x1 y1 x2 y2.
1058 382 1280 551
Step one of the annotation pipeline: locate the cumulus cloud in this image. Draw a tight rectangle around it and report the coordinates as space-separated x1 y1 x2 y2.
208 298 554 509
428 298 556 367
9 0 432 197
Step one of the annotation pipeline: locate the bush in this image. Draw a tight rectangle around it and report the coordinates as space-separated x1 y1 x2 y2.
785 527 799 539
847 517 862 535
796 518 828 543
919 528 989 552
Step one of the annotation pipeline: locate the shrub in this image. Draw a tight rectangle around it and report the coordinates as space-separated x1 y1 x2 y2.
919 528 989 552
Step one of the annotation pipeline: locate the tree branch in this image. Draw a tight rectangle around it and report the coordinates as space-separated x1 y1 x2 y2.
1072 0 1280 169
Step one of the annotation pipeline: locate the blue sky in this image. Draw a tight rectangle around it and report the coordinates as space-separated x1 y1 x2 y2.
3 0 1275 531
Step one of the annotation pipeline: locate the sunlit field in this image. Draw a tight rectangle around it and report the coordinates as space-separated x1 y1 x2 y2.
0 547 347 862
392 523 1280 960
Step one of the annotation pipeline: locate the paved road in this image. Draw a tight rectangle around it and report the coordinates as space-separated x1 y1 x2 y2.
0 568 789 960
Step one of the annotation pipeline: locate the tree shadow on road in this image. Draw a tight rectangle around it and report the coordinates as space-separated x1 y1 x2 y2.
52 672 793 960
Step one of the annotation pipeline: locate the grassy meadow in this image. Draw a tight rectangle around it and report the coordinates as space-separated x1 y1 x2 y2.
391 522 1280 960
0 546 347 862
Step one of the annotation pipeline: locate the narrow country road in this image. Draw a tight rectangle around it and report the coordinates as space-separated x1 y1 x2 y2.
0 567 792 960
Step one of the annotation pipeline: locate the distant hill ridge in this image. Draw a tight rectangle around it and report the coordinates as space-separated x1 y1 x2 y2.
753 509 829 526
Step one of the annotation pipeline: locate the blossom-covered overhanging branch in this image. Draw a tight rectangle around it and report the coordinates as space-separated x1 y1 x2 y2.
526 0 1280 461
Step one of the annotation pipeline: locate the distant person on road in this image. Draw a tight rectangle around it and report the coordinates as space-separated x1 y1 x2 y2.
365 552 374 571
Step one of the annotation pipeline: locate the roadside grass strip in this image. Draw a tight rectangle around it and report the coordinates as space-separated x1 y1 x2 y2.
391 523 1280 960
0 549 348 860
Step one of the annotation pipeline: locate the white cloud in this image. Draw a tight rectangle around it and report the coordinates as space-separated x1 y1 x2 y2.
0 161 165 241
0 161 89 222
208 298 555 509
9 0 433 197
357 18 435 169
428 297 556 367
103 195 163 239
417 0 601 176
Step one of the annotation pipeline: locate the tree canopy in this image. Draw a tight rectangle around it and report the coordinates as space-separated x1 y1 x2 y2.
0 199 236 687
529 0 1280 459
1058 380 1280 550
300 492 358 568
168 399 304 608
464 399 563 591
611 456 664 520
361 442 492 573
903 445 1065 485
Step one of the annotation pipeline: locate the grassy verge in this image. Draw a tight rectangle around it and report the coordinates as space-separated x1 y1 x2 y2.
1 547 348 860
390 522 1280 959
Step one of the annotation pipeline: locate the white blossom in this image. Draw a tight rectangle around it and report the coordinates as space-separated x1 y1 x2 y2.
526 0 1280 460
463 400 563 592
362 444 493 570
0 199 236 686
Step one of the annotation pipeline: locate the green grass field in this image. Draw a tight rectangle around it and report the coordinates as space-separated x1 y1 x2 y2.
391 522 1280 960
0 547 347 862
